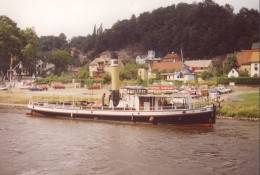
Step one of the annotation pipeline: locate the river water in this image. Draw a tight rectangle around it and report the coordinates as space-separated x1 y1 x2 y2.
0 106 259 175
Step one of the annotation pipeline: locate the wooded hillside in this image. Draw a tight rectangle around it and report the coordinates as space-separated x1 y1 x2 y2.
69 0 259 59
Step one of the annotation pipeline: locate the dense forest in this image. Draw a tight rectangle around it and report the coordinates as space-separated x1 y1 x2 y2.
70 0 259 59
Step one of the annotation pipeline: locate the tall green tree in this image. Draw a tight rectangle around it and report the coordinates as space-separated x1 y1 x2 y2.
222 54 238 74
76 64 89 79
20 28 39 75
48 50 71 75
0 16 23 75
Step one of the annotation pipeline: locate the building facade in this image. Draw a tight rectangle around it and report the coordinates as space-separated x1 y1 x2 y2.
228 68 239 78
184 60 213 72
250 52 259 77
136 50 160 64
89 51 124 79
36 60 54 77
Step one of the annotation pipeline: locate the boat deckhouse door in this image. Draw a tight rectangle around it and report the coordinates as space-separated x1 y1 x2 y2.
139 97 151 111
144 101 150 111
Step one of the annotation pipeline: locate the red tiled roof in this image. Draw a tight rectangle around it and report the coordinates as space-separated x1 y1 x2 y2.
163 53 181 59
236 49 260 66
151 62 182 72
100 51 111 56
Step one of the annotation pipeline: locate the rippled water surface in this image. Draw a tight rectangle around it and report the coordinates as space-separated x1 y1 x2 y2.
0 106 259 175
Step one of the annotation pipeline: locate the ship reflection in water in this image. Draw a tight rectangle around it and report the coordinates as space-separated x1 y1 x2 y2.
0 106 259 175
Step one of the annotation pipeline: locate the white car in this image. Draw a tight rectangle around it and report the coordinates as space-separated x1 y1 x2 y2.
0 84 8 91
215 87 232 94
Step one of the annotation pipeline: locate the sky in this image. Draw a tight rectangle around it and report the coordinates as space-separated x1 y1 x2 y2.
0 0 259 40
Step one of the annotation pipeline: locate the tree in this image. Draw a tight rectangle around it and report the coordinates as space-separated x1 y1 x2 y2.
103 72 111 84
239 69 249 77
76 64 89 80
0 16 23 75
20 28 39 75
120 60 140 80
222 54 238 74
48 50 71 75
200 71 214 80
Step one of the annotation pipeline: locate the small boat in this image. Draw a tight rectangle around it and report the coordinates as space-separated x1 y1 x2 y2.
27 52 216 126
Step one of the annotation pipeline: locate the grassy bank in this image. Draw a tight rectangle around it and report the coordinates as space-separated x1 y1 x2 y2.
217 93 259 119
0 91 108 105
0 91 29 104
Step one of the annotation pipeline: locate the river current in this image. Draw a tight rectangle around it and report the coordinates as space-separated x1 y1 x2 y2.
0 106 259 175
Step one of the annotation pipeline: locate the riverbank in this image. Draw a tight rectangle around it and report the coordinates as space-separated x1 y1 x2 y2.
217 115 259 121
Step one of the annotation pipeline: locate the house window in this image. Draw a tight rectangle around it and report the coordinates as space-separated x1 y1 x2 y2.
232 70 234 73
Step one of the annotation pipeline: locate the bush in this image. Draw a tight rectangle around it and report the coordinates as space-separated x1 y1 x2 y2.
200 71 214 80
217 77 260 84
103 73 111 84
84 79 103 87
35 78 51 85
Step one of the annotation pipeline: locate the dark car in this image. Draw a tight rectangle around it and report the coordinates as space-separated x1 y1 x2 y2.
53 85 65 89
29 87 42 91
88 85 100 90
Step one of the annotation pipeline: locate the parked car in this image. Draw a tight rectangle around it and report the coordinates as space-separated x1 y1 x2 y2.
41 86 48 91
19 82 32 89
208 89 220 101
88 85 100 90
215 87 232 94
53 85 65 89
29 87 42 91
0 84 8 91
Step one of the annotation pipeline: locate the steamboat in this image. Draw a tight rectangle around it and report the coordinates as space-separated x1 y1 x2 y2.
27 52 216 126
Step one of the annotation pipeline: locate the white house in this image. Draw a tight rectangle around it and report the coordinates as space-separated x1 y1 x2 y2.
174 72 195 82
250 52 259 77
228 68 239 78
36 60 54 76
136 50 160 64
160 73 175 80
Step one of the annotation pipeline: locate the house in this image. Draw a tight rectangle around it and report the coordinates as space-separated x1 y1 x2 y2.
100 51 111 59
251 43 260 50
159 73 175 80
162 52 182 62
36 60 54 77
67 65 81 76
235 48 260 76
70 47 89 63
138 68 148 80
250 52 259 77
89 51 124 79
150 62 182 72
174 65 195 82
184 60 213 72
228 68 239 78
136 50 160 64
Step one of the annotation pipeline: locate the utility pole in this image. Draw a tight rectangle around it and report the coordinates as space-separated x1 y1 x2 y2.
8 54 13 92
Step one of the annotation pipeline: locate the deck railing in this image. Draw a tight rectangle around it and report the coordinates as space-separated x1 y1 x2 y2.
29 100 212 112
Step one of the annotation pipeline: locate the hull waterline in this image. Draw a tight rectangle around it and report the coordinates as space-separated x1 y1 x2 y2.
27 103 216 126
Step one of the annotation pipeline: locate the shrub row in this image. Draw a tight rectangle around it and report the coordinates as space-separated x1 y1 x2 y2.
217 109 259 118
217 77 260 84
35 77 104 87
